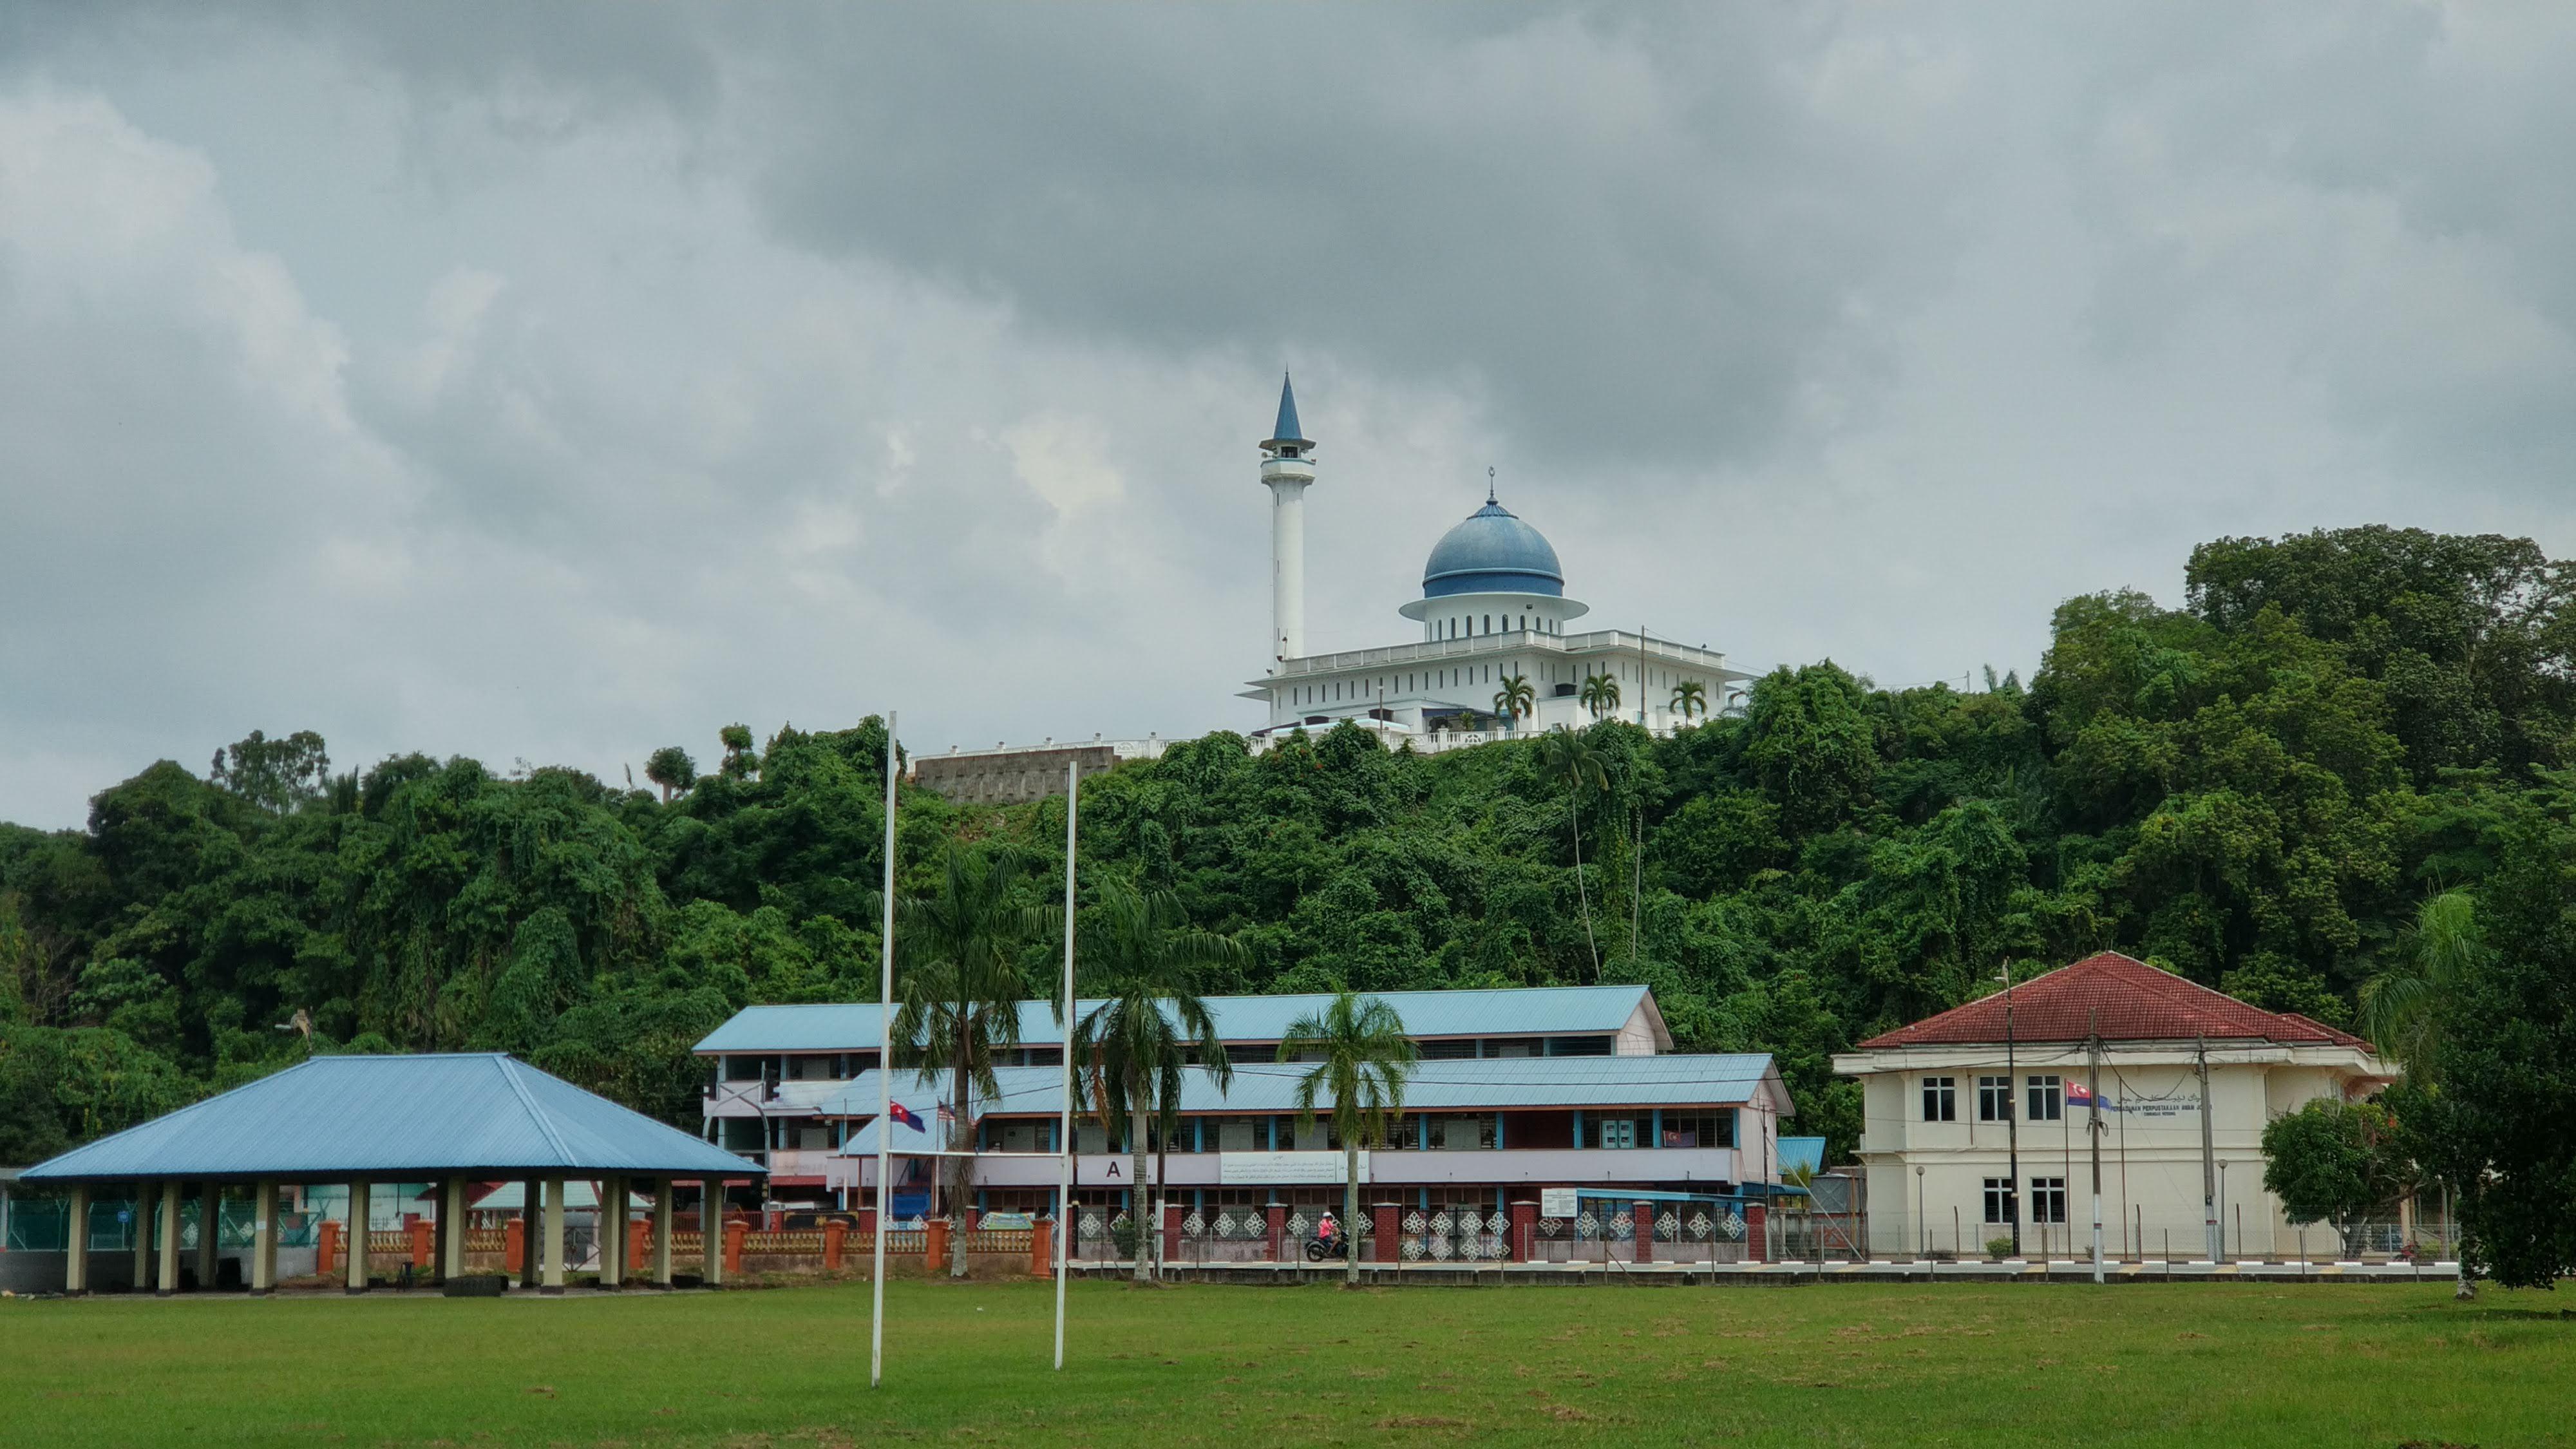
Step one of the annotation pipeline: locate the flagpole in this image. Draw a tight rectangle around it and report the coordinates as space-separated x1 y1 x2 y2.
871 712 897 1390
1054 758 1078 1370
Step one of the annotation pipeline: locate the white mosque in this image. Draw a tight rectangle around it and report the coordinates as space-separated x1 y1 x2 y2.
1241 377 1750 748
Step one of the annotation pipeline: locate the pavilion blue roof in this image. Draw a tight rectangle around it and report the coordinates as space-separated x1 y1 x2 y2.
693 985 1661 1056
21 1054 761 1184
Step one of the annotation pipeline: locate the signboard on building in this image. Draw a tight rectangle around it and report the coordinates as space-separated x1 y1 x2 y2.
1540 1188 1578 1219
1218 1150 1370 1186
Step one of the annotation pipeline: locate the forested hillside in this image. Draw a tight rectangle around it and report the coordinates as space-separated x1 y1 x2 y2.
6 526 2573 1171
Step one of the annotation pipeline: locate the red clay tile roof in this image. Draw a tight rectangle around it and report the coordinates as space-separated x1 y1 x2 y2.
1855 952 2371 1049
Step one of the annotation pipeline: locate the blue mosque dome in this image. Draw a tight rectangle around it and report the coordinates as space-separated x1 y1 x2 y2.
1421 495 1566 599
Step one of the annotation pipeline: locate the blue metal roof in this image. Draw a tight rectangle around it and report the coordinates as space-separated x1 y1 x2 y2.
822 1052 1781 1125
1776 1135 1827 1177
693 985 1658 1055
1266 372 1307 446
1421 499 1565 599
20 1054 761 1183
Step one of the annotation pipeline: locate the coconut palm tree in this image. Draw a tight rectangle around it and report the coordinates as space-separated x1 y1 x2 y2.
2360 890 2485 1079
1068 878 1245 1282
1533 727 1608 980
1580 672 1621 721
1669 679 1707 723
1276 990 1417 1285
1492 672 1537 733
891 841 1048 1276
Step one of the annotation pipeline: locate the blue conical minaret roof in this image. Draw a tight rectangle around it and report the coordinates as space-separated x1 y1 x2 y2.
1265 372 1309 447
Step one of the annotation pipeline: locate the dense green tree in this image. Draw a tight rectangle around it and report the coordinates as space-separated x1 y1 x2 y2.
209 729 332 815
2260 1097 2411 1256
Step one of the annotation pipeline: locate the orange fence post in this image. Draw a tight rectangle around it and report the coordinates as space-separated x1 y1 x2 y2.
1030 1218 1052 1278
723 1220 747 1275
925 1218 952 1274
316 1220 341 1278
504 1217 525 1274
823 1220 846 1271
410 1220 434 1271
629 1218 649 1274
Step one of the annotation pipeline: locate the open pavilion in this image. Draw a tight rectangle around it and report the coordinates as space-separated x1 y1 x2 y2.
19 1052 762 1295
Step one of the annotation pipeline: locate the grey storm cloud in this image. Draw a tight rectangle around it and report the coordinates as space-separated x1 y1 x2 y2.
1 1 2572 829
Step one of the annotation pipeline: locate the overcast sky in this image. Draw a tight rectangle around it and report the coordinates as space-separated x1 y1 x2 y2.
3 3 2572 829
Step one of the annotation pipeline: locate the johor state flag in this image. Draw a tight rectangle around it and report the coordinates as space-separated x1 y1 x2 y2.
887 1101 925 1132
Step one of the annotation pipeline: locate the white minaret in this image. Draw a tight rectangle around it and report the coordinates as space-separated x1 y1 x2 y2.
1260 374 1314 663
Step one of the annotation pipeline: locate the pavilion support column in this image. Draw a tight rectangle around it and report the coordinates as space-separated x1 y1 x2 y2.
440 1178 467 1281
518 1179 542 1291
197 1184 221 1291
131 1180 151 1294
652 1180 674 1288
156 1182 182 1295
251 1181 278 1294
541 1178 567 1294
346 1179 371 1294
702 1179 726 1287
64 1184 90 1295
600 1175 625 1289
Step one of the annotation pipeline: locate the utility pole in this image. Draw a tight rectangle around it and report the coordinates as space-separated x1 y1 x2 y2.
2003 965 2021 1257
2197 1034 2218 1262
2088 1009 2104 1283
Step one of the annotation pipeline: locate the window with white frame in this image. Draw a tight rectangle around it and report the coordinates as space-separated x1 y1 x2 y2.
1921 1075 1956 1122
2026 1075 2062 1122
1982 1177 2018 1224
2031 1177 2067 1224
1589 1117 1646 1149
1977 1075 2013 1122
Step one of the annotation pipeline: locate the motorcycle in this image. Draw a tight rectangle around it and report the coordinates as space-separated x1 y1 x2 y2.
1303 1233 1354 1262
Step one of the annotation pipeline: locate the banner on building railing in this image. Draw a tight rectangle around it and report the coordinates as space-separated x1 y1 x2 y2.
1217 1150 1371 1186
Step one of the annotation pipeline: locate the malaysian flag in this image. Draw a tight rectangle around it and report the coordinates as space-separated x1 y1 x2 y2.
936 1101 957 1127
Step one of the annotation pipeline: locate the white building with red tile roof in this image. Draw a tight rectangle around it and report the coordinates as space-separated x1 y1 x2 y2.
1832 952 2394 1262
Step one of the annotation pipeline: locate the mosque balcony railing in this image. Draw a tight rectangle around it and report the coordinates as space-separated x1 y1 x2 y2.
1273 630 1735 680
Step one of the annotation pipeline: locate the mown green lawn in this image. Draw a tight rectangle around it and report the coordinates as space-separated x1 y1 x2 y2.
2 1277 2568 1447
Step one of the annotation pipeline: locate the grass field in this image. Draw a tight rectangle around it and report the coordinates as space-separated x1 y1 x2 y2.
3 1277 2570 1447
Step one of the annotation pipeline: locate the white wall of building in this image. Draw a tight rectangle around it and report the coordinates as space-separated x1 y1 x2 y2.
1835 1042 2392 1260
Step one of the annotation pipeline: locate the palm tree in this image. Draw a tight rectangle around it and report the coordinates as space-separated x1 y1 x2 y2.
1068 878 1245 1282
1492 672 1536 733
2360 890 2484 1079
1579 672 1621 721
892 841 1047 1276
1669 679 1707 723
1533 728 1608 980
1276 990 1417 1285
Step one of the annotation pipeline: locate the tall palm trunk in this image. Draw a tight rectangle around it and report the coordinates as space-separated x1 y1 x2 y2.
1128 1099 1152 1283
1568 804 1598 981
949 1015 972 1278
1343 1138 1361 1286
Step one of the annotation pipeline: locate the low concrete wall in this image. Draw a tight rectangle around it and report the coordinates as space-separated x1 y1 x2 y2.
1 1251 67 1293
